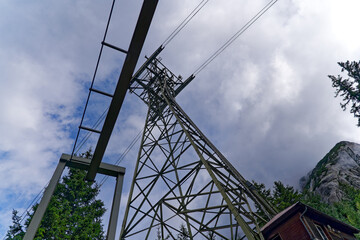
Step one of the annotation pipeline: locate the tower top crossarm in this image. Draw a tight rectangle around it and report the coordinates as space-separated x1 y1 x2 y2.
129 47 195 119
122 56 277 239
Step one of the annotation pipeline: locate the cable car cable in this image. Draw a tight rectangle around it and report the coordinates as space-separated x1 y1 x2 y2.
71 0 117 160
162 0 210 47
193 0 278 76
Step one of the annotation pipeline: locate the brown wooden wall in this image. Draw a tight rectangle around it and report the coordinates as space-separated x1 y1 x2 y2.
264 213 358 240
264 213 311 240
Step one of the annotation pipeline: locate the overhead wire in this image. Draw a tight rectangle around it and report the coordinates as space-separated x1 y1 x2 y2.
72 0 210 159
76 0 211 174
96 0 277 188
10 0 118 233
193 0 278 76
12 0 278 235
2 181 46 240
4 1 206 237
70 0 117 160
98 129 143 188
81 0 211 187
73 107 109 155
18 184 47 224
94 0 210 186
162 0 210 47
13 113 141 233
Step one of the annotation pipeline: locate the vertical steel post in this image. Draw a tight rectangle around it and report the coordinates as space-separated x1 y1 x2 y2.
106 173 124 240
23 159 66 240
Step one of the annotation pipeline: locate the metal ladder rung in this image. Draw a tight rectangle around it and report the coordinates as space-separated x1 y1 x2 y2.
90 88 113 98
102 41 128 54
79 126 101 134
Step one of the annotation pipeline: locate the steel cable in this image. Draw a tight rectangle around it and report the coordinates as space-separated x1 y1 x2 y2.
7 2 118 237
12 126 141 237
74 107 109 155
162 0 210 47
11 1 277 236
193 0 278 76
98 129 143 188
71 0 117 159
18 185 46 224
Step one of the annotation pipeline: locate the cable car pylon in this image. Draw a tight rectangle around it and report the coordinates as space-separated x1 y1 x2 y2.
120 54 277 240
23 0 278 238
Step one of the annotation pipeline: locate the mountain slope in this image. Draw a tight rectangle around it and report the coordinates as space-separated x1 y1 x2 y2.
300 141 360 203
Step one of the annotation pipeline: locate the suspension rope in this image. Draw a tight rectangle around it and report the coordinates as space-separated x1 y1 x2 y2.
73 0 210 159
10 2 119 233
13 116 137 234
18 184 47 224
94 0 210 187
71 0 117 160
74 107 109 155
98 129 143 188
12 1 277 234
71 0 207 157
193 0 278 76
162 0 210 47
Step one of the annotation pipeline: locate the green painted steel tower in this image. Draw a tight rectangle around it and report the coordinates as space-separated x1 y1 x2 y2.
120 50 277 240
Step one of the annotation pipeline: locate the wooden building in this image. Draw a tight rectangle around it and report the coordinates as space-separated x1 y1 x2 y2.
261 202 359 240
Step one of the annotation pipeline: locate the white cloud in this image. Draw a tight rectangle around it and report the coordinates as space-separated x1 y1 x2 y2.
172 0 360 189
1 0 360 237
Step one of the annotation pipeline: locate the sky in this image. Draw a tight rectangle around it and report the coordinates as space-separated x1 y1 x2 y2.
1 0 360 237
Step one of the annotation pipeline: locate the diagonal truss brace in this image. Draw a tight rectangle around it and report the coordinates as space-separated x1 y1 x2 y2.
163 93 258 240
120 56 276 239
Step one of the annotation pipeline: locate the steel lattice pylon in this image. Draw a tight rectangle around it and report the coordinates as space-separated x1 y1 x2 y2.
121 50 276 240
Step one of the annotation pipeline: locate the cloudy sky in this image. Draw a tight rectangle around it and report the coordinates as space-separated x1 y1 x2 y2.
1 0 360 237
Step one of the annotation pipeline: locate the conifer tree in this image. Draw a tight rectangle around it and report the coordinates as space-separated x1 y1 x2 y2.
253 180 360 235
329 60 360 126
177 223 189 240
5 210 25 240
6 151 106 239
26 168 106 239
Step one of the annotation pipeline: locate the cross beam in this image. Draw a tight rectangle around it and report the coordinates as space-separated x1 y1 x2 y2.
86 0 159 181
24 154 125 240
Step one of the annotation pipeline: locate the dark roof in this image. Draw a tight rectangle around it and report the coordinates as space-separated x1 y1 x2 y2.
261 202 359 235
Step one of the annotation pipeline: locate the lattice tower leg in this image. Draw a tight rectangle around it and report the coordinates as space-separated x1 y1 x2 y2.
120 90 275 239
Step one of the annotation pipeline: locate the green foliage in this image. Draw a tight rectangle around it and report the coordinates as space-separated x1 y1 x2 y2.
177 223 190 240
206 231 216 240
253 180 302 225
5 210 25 240
329 60 360 126
301 183 360 231
155 227 170 240
272 181 302 210
254 180 360 238
303 141 345 190
6 150 106 239
291 184 360 239
27 168 106 239
155 227 162 240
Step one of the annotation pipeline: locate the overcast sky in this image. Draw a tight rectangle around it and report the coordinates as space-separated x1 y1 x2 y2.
1 0 360 237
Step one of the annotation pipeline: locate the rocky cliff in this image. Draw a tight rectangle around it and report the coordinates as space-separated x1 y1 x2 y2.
300 141 360 203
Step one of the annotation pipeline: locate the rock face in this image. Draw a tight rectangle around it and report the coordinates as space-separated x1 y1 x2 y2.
300 141 360 203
